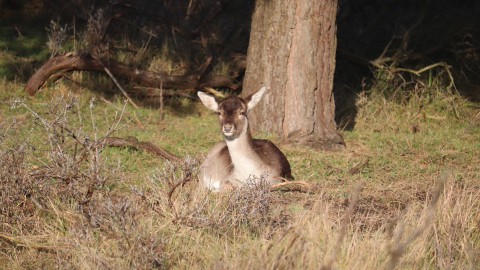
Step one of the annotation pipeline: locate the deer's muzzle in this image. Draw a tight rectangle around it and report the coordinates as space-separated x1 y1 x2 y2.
222 124 234 134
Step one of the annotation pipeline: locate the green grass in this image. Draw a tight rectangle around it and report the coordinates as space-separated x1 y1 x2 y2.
0 11 479 268
0 74 478 269
0 10 51 81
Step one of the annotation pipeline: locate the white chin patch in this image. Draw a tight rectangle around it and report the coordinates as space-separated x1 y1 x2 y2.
211 181 221 191
223 132 234 137
206 181 221 192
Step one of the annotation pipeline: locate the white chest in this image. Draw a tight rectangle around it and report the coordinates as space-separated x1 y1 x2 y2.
226 139 268 184
232 158 267 184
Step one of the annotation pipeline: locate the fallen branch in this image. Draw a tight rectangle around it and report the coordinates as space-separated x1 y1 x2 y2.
270 180 312 193
25 53 241 96
103 136 180 162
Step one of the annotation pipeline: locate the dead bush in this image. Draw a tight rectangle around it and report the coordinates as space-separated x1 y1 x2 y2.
0 145 39 233
11 96 126 206
78 195 168 269
145 163 284 236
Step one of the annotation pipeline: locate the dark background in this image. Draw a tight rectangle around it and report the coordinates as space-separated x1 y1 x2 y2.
2 0 480 127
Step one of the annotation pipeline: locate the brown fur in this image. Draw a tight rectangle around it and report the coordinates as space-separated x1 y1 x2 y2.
198 88 293 191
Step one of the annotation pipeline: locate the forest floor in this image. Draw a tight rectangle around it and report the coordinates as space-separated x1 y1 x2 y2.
1 8 480 270
1 74 479 269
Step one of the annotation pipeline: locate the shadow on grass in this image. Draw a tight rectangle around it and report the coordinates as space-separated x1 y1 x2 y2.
0 9 51 81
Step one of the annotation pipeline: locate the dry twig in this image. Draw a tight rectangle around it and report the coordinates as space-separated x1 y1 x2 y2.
322 183 362 270
386 174 446 269
103 136 180 162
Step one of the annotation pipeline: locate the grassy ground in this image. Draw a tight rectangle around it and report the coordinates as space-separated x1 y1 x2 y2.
1 9 480 270
1 74 479 269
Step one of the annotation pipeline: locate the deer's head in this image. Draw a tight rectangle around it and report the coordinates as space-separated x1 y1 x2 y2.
198 87 267 140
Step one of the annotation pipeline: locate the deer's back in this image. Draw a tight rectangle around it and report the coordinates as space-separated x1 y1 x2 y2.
252 139 293 180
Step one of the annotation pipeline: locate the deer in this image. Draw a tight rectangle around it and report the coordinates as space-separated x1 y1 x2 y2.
197 87 293 191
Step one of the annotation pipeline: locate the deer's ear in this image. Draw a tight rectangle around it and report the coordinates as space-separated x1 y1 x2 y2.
198 91 219 111
246 86 267 111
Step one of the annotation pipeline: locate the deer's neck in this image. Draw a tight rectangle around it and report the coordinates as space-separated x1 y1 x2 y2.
225 127 264 177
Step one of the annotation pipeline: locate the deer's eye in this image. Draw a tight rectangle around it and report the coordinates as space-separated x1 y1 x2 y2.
239 111 246 116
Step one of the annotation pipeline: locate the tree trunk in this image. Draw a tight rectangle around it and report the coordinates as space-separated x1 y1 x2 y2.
243 0 344 150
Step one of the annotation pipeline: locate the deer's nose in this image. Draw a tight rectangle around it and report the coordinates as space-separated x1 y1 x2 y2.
223 124 233 133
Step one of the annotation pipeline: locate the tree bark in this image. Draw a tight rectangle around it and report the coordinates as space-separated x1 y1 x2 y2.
243 0 344 150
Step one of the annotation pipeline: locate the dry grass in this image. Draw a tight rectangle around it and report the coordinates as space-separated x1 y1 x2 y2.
1 5 479 269
0 78 479 269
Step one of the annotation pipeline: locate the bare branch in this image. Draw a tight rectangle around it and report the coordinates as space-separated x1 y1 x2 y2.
103 136 180 162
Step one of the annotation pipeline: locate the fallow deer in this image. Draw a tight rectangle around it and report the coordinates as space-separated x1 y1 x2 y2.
197 87 293 191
